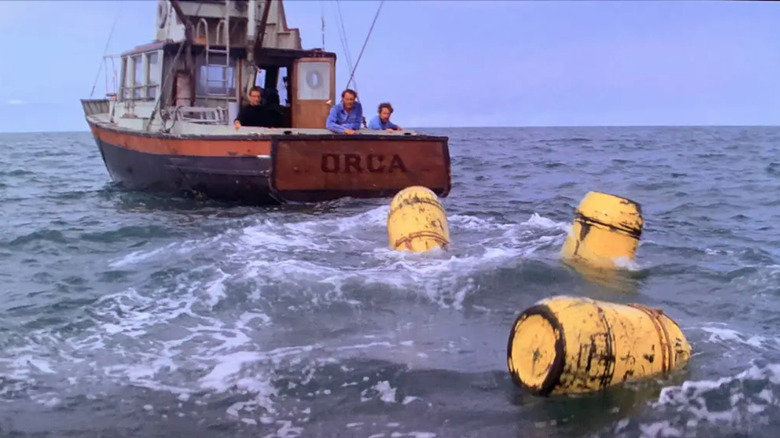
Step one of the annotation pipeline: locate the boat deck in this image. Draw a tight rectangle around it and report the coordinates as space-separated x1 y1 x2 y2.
87 112 435 139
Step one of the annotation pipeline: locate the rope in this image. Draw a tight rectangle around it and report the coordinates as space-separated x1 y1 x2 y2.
149 41 188 130
346 0 384 90
90 2 122 97
334 0 357 91
110 56 118 93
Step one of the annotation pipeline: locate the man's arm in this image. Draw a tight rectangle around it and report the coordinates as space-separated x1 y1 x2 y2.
367 116 382 130
234 106 245 129
326 106 346 133
347 104 364 129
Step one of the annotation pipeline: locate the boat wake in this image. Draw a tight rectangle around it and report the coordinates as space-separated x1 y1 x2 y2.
0 206 571 434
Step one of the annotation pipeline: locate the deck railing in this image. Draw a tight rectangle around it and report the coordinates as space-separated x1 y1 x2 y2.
81 99 111 117
173 106 228 125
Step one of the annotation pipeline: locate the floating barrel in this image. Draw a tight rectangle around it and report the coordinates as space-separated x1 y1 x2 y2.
507 296 691 396
387 186 450 252
561 191 643 269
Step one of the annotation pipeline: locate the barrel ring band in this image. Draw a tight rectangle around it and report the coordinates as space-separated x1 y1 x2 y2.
393 231 448 249
627 304 673 374
574 212 642 239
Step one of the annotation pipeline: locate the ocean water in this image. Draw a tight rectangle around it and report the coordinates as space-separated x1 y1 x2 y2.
1 126 779 437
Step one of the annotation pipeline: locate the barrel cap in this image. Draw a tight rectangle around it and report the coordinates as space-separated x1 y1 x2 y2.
388 185 440 213
507 305 565 396
576 191 643 236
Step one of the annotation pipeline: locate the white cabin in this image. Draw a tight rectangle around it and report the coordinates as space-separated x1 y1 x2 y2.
108 0 337 132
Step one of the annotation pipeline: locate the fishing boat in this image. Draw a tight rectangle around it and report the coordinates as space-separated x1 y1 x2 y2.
80 0 451 204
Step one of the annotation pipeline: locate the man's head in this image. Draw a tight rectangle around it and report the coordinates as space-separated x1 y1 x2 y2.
342 89 357 111
248 86 262 106
378 102 393 123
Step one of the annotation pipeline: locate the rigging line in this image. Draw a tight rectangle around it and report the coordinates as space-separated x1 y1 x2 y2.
90 1 122 97
346 0 384 90
148 40 187 128
334 0 357 91
335 1 354 67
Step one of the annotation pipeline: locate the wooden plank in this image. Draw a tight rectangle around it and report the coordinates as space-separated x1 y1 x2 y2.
270 138 451 195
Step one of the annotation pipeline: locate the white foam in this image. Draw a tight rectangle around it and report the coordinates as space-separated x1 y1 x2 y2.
653 361 780 430
613 256 640 271
107 239 212 269
402 396 420 405
269 420 304 438
233 209 567 310
199 351 264 391
361 380 397 403
0 207 570 429
638 421 682 437
699 324 773 350
203 268 229 308
16 355 55 374
525 212 566 230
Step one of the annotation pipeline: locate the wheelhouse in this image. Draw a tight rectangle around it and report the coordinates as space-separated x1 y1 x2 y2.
116 0 338 130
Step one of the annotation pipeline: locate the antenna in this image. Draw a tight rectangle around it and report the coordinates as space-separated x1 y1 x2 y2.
321 0 326 49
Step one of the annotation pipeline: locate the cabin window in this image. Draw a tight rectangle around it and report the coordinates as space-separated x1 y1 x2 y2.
133 56 144 99
278 67 289 105
197 65 236 96
254 68 266 87
197 55 236 96
122 57 133 100
146 52 159 99
296 61 330 101
119 50 163 101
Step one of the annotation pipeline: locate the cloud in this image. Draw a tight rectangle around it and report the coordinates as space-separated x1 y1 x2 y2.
6 100 24 105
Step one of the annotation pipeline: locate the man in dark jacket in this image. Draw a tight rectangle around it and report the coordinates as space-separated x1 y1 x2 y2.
234 86 281 129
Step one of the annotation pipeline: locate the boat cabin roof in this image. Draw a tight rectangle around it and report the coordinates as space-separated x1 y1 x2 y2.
121 41 337 64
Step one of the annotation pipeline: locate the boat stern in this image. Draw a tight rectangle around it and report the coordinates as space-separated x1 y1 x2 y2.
268 133 451 203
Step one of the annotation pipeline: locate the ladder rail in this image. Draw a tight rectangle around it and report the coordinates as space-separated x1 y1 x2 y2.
191 1 234 99
203 0 232 96
223 0 231 96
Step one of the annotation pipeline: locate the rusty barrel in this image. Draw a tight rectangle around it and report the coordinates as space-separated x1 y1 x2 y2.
507 295 691 396
561 191 643 269
387 186 450 252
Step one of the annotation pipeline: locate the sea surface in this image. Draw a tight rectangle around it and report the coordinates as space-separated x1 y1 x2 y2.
1 126 779 437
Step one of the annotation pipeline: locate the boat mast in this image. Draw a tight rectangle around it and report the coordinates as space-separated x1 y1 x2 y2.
170 0 196 105
247 0 257 64
255 0 273 52
170 0 194 43
247 0 272 64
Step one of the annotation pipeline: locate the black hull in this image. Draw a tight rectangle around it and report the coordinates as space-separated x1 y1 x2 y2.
96 138 279 205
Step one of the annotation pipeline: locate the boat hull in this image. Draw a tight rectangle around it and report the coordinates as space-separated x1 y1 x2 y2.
96 137 277 203
88 122 451 205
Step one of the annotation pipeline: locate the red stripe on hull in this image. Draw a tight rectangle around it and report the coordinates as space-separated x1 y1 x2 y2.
89 123 272 157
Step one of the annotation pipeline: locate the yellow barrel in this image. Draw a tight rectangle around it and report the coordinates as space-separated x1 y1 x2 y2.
561 191 643 270
564 261 640 294
387 186 450 252
507 295 691 396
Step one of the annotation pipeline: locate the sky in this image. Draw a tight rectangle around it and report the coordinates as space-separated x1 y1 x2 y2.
0 0 778 132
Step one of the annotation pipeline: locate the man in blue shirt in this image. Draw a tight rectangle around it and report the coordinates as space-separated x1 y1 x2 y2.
368 102 402 132
326 89 363 134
